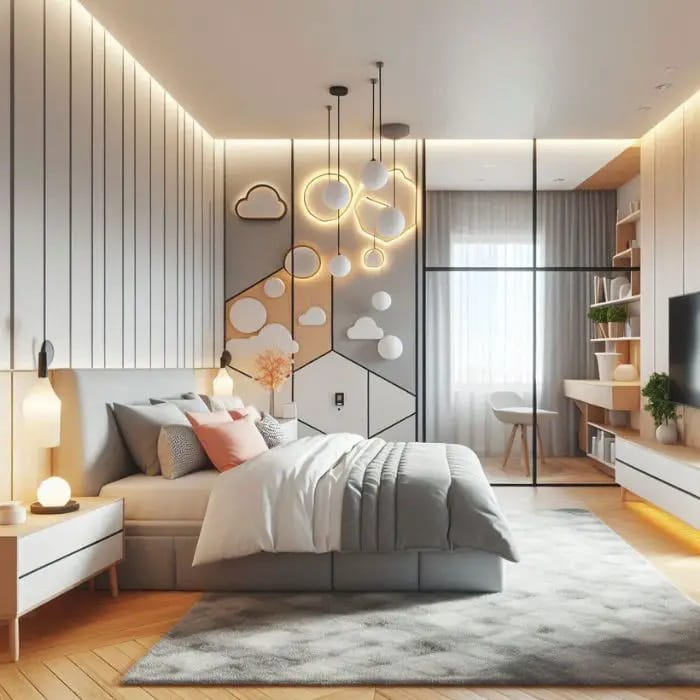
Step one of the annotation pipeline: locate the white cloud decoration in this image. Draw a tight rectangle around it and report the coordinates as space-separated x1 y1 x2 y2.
346 316 384 340
234 184 287 220
226 323 299 358
298 306 327 326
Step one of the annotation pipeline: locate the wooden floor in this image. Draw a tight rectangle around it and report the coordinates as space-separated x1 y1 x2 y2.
483 455 614 484
1 486 698 700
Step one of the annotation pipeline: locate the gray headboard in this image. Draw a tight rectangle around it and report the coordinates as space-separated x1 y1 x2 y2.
52 369 198 496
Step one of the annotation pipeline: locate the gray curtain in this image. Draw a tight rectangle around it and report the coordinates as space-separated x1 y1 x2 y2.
426 189 616 458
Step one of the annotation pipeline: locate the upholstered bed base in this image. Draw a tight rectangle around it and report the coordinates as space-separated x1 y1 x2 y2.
105 528 504 592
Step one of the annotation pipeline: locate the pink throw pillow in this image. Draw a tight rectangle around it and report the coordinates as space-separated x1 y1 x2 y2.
191 419 268 472
229 405 262 424
186 410 233 427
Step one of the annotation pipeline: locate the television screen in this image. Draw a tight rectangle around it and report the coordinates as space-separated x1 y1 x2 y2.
669 291 700 407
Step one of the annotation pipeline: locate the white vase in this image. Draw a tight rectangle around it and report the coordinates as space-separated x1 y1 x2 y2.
595 352 621 381
613 363 638 382
656 421 678 444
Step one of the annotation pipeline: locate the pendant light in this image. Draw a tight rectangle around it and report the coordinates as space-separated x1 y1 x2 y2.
361 63 389 191
322 86 351 211
377 122 409 239
329 209 352 277
363 210 386 269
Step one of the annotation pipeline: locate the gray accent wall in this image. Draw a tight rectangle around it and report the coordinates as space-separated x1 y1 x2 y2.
225 138 422 438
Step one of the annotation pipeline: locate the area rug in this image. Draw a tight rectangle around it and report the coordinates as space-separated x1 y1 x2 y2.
123 509 700 686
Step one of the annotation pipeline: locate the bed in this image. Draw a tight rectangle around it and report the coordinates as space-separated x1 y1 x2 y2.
52 369 516 592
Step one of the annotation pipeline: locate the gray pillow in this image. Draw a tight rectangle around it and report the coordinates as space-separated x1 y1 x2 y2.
157 424 211 479
150 395 210 413
199 394 245 412
255 413 286 449
113 402 190 475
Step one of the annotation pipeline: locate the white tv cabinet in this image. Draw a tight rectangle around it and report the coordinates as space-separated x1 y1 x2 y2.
616 436 700 528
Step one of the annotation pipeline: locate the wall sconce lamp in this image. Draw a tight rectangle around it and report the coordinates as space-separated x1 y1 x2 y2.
22 339 61 449
213 350 235 397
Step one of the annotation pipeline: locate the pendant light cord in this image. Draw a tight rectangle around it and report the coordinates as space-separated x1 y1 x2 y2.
336 94 341 182
370 78 376 161
378 62 383 161
337 210 341 255
393 139 397 205
326 105 331 182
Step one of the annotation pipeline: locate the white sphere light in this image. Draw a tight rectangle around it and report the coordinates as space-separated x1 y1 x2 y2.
328 254 352 278
363 247 385 269
36 476 71 508
361 160 389 191
377 206 405 239
371 291 392 311
378 335 403 360
322 179 351 210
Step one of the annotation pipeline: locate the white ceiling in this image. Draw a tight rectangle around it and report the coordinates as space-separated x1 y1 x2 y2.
82 0 700 139
425 139 637 190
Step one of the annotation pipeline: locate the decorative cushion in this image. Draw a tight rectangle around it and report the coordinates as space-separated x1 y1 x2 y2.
198 394 246 412
186 410 234 427
157 424 211 479
230 405 263 424
112 403 190 476
150 395 210 414
255 413 286 448
190 419 268 472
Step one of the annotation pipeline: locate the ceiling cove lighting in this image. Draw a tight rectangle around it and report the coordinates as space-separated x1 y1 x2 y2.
322 87 351 211
361 62 389 191
377 122 409 239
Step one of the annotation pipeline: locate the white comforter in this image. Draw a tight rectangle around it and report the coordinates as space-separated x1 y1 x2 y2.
193 433 376 566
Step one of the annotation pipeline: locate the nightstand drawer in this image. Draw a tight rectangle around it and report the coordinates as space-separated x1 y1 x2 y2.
17 500 123 577
17 532 123 615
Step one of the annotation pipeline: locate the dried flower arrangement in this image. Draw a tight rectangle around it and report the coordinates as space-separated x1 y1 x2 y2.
254 348 293 417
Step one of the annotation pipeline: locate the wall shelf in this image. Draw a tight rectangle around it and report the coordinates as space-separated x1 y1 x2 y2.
590 294 641 309
564 379 640 411
589 336 640 343
616 210 640 226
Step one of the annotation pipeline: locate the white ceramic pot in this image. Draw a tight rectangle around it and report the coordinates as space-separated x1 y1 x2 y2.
595 352 621 381
613 363 639 382
656 421 678 444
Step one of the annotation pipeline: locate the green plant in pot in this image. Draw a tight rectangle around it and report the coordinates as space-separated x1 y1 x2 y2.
606 304 628 338
641 372 679 444
587 306 609 338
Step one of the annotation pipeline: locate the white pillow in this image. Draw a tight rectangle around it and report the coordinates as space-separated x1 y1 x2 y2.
198 394 245 412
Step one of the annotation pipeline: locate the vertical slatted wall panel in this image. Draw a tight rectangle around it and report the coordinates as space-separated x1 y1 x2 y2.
0 0 11 370
213 139 225 363
122 51 135 367
177 106 185 367
184 114 194 367
164 94 178 367
193 124 203 368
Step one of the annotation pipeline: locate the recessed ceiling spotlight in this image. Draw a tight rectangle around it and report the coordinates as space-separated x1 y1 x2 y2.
654 82 673 91
475 177 486 182
553 178 566 183
636 105 651 112
665 65 678 74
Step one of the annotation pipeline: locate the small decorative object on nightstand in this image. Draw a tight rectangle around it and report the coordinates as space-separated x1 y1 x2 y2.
31 476 79 514
0 497 124 662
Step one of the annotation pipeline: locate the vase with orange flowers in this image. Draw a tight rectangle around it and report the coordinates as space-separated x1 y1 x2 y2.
253 348 293 417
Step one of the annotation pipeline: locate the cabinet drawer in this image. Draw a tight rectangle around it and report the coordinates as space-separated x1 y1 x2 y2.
18 501 123 576
17 532 123 615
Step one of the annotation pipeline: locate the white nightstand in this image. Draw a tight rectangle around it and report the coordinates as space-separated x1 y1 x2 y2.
277 417 298 443
0 496 124 662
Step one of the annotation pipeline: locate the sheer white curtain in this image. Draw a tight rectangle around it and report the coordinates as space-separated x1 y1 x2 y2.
426 191 536 458
426 190 616 461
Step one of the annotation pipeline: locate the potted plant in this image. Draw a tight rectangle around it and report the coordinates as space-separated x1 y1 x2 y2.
588 306 609 339
606 304 628 338
641 372 679 444
253 348 293 418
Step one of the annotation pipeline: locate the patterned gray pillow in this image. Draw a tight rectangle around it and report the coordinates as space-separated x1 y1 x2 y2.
255 413 285 449
157 424 211 479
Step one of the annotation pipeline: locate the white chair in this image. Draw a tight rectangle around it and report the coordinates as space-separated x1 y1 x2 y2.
488 391 558 475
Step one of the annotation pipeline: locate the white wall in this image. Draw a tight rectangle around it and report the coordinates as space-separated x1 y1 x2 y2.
0 0 225 498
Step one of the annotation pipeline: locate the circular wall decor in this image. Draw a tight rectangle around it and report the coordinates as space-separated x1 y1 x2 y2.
371 291 392 311
303 173 354 222
263 276 286 298
378 334 403 360
364 247 385 269
284 245 321 279
229 297 267 333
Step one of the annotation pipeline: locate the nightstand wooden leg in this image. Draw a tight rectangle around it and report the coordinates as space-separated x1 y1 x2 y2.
108 565 119 598
9 617 19 662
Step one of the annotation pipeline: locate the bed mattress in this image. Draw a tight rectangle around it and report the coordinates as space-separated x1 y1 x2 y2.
99 469 219 521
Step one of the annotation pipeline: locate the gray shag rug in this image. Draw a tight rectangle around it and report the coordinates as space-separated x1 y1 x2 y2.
124 509 700 686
